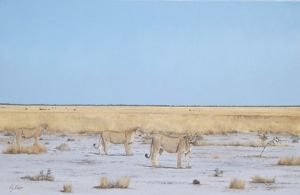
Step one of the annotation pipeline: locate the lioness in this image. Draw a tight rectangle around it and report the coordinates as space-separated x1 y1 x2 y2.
94 127 141 155
145 133 193 168
13 123 48 148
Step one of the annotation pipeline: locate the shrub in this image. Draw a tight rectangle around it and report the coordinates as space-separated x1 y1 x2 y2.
95 176 131 189
115 177 130 188
278 156 300 166
229 179 246 189
61 184 72 193
251 175 275 184
55 143 70 151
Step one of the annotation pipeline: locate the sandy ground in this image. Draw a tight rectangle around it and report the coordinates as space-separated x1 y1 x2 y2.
0 132 300 195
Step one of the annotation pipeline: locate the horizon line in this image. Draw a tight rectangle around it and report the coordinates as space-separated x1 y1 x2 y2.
0 103 299 108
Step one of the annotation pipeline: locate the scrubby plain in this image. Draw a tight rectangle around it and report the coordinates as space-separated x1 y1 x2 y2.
0 131 300 195
0 105 300 194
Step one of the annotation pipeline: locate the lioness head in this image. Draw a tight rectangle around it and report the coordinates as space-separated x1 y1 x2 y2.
40 123 48 130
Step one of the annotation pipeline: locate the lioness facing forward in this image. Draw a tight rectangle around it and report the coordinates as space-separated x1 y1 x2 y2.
94 127 141 155
145 133 193 168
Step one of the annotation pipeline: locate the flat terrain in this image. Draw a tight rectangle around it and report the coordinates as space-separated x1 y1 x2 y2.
0 105 300 134
0 132 299 195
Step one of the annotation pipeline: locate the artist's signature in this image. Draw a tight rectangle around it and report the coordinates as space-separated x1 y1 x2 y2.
9 184 23 192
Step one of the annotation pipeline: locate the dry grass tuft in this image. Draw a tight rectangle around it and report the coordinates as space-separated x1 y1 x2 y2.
278 156 300 166
3 144 47 154
61 184 73 193
95 176 131 189
229 178 246 189
115 177 130 188
55 143 70 151
99 177 112 189
251 175 275 184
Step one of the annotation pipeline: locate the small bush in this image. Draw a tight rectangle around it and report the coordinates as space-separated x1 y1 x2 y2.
251 175 275 184
21 169 54 181
55 143 70 151
95 176 130 189
229 179 246 189
99 177 112 189
278 156 300 166
61 184 72 193
116 177 130 188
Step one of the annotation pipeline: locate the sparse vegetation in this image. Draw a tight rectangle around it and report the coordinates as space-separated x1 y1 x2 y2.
3 144 47 154
61 184 72 193
95 176 130 189
55 143 70 151
278 156 300 166
116 177 130 188
98 177 111 189
21 169 54 181
229 179 246 189
251 175 275 184
259 136 280 157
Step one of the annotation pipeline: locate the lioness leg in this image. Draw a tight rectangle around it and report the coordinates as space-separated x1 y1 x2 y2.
33 128 40 146
94 134 102 154
185 151 191 168
124 142 133 156
151 145 160 167
177 152 183 168
15 131 21 150
101 137 108 155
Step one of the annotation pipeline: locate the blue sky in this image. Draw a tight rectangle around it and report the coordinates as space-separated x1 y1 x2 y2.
0 1 299 105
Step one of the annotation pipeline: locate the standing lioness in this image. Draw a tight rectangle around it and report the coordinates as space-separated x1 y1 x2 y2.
94 127 141 155
145 133 193 168
13 123 48 148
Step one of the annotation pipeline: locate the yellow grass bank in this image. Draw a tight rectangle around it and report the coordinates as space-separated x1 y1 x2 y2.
0 105 299 134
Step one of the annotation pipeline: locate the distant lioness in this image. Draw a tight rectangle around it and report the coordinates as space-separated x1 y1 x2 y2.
145 133 193 168
13 123 48 148
94 127 141 155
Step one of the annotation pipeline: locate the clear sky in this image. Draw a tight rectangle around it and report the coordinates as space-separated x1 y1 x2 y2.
0 1 299 105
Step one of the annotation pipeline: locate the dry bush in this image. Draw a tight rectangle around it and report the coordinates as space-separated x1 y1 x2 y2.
3 144 47 154
229 179 246 189
115 177 130 188
21 169 54 181
55 143 70 151
251 175 275 184
95 176 130 189
278 156 300 166
98 177 112 189
61 184 72 193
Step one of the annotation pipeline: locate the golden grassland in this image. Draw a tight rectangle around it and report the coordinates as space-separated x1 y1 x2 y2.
0 105 299 134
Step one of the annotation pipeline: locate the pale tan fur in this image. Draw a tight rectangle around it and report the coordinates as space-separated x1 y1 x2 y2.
145 133 192 168
95 127 139 155
13 124 48 149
